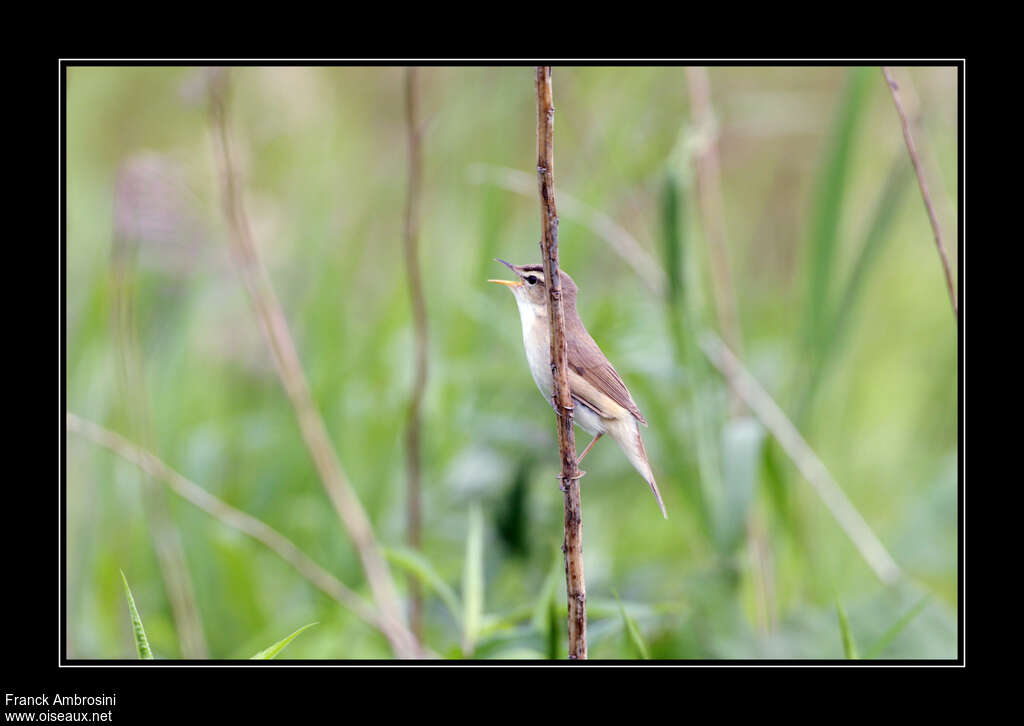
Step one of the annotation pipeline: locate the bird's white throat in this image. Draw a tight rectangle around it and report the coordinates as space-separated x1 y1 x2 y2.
512 294 553 399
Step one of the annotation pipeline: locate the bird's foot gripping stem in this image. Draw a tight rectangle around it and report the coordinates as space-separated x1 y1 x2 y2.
558 470 586 492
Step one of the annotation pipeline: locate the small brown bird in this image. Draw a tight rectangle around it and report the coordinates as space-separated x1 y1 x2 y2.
489 259 667 518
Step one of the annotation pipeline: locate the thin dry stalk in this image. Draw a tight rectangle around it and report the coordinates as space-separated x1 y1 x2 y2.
66 412 412 645
746 513 776 633
536 66 586 660
700 333 902 585
205 71 418 659
686 68 745 373
881 67 958 321
685 68 777 615
473 167 900 584
893 74 957 247
402 66 429 640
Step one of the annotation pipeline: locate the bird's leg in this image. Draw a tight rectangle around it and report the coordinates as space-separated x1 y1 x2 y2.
557 435 601 492
576 433 603 465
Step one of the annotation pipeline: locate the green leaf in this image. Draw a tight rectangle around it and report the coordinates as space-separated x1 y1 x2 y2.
661 170 683 304
473 604 535 642
530 546 563 660
119 569 153 660
495 457 533 559
836 597 859 659
797 157 913 419
761 439 795 540
546 591 561 661
659 170 722 544
803 67 873 359
613 589 650 659
384 546 462 627
250 622 318 660
461 503 485 655
865 595 932 659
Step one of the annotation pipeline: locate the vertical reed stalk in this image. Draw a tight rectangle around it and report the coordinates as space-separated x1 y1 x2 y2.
402 66 429 641
881 67 958 322
469 162 899 585
535 66 586 660
686 68 744 372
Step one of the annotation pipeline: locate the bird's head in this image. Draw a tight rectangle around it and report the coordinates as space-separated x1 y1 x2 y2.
488 258 577 311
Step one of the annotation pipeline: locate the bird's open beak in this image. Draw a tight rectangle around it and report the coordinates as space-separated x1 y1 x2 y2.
490 258 522 286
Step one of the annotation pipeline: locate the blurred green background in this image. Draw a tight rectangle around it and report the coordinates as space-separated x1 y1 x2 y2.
65 65 959 660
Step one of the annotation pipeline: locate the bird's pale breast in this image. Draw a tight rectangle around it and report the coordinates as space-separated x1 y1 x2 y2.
517 299 607 437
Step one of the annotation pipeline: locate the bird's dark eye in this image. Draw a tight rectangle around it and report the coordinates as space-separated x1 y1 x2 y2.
525 275 538 285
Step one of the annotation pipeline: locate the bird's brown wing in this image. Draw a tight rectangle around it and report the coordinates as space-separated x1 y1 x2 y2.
566 330 648 426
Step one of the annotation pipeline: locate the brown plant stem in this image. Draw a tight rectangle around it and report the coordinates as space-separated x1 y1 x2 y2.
66 412 415 647
881 67 958 322
205 71 418 659
471 165 901 584
535 66 586 660
894 75 957 244
402 66 429 641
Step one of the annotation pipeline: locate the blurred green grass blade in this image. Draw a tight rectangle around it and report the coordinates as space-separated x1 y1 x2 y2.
495 458 532 559
761 439 796 540
462 503 484 655
250 622 318 660
836 597 859 659
661 171 683 303
830 160 913 352
659 170 722 544
120 569 153 660
613 589 650 659
797 158 913 418
803 67 873 358
530 545 563 659
531 546 562 630
546 587 561 660
864 594 931 659
720 418 765 552
476 603 534 640
383 546 462 626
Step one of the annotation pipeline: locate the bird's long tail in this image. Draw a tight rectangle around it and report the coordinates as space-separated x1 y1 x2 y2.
610 417 667 519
